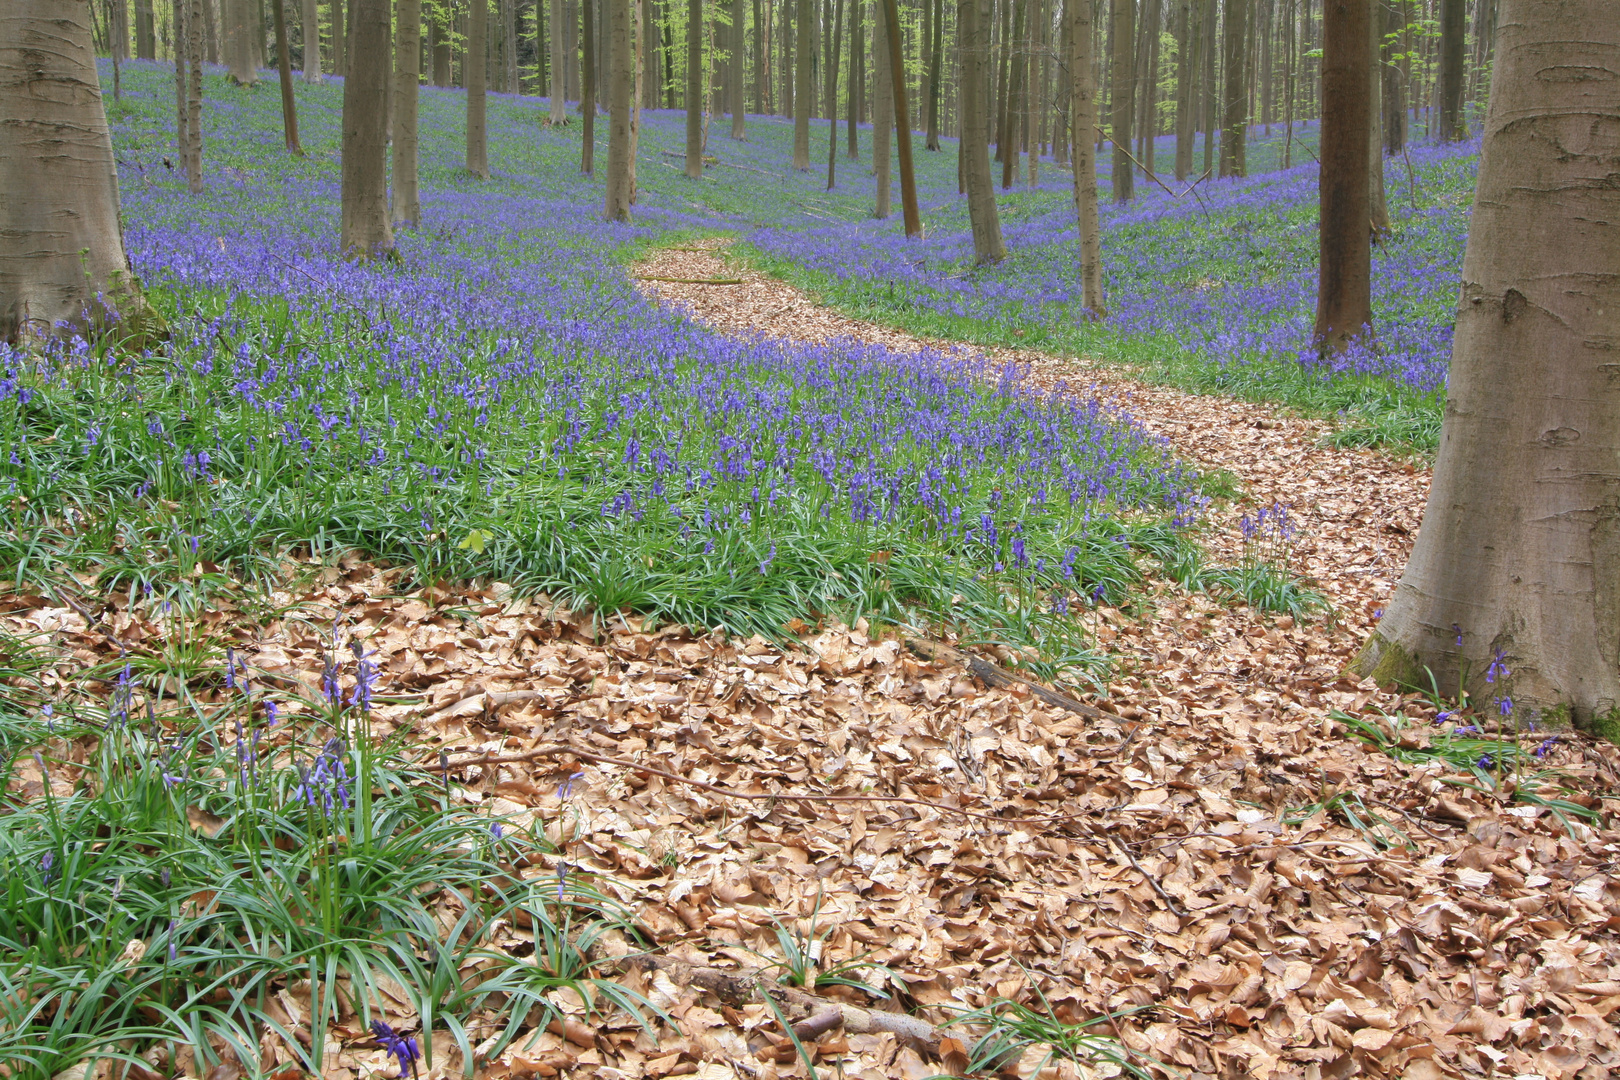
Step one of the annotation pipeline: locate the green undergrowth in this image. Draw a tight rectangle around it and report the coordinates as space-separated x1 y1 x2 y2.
732 242 1445 458
0 643 652 1080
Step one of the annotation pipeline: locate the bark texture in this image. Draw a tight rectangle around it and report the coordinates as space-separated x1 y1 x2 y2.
1172 0 1196 181
186 0 203 191
550 0 567 121
225 0 259 82
583 0 596 173
1366 0 1388 238
1219 0 1247 176
731 0 745 137
393 0 421 224
1109 0 1133 201
1313 0 1370 349
302 0 322 79
605 0 633 218
871 0 892 215
339 0 395 257
685 0 703 175
273 0 303 153
958 0 1003 262
1353 0 1620 732
792 0 812 167
1070 0 1103 313
880 0 919 234
467 0 490 177
0 0 160 343
1437 0 1465 140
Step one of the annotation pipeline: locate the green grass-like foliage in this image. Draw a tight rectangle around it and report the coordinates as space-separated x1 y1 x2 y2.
1 669 652 1080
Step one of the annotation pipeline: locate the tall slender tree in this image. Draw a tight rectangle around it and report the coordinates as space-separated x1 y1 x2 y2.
467 0 490 175
1002 0 1026 187
1314 0 1370 349
1110 0 1134 200
825 0 844 185
1367 0 1387 237
1353 0 1620 729
848 0 861 157
175 0 191 165
686 0 704 174
1199 0 1214 173
958 0 1003 260
583 0 597 172
606 0 634 217
333 0 346 77
393 0 422 224
925 0 942 148
1382 0 1405 154
1437 0 1464 139
186 0 204 191
793 0 813 166
1218 0 1248 176
341 0 396 257
872 0 893 213
302 0 322 78
731 0 746 135
1 0 162 343
1173 0 1197 181
550 0 567 121
273 0 304 153
1070 0 1103 312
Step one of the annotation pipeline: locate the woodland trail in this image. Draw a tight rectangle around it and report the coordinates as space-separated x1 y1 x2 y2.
635 238 1427 688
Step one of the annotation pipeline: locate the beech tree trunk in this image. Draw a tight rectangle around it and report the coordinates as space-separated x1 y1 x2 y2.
1382 0 1404 154
871 0 892 214
1313 0 1370 349
226 0 259 81
880 0 920 233
685 0 703 174
332 0 345 77
0 0 160 343
186 0 203 191
731 0 746 135
433 5 452 86
1219 0 1247 176
1173 0 1196 181
340 0 395 257
792 0 812 166
1354 0 1620 731
825 0 842 185
1367 1 1387 238
1437 0 1464 140
467 0 489 175
582 0 596 172
1001 0 1025 188
302 0 321 77
504 0 518 90
925 0 941 149
1070 0 1103 312
848 0 860 157
606 0 633 217
1109 0 1133 200
550 0 567 121
273 0 303 153
1199 0 1214 173
175 0 190 161
958 0 1003 261
393 0 421 223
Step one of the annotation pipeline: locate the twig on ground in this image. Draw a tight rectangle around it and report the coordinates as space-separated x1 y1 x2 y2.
903 636 1117 725
1109 835 1189 918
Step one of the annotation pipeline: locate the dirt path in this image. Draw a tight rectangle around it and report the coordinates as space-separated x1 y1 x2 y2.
636 239 1426 684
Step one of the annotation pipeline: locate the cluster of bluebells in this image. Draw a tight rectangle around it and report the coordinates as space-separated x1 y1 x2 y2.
0 63 1210 619
292 737 353 816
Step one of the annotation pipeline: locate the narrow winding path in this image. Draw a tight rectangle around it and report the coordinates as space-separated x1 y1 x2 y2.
635 239 1429 692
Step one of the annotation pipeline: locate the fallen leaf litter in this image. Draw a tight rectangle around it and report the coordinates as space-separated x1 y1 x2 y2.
5 245 1619 1080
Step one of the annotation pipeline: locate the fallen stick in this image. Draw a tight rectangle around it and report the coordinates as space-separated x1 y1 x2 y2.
903 636 1117 723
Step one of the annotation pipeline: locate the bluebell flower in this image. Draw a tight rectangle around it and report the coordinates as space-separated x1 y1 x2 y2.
370 1021 421 1076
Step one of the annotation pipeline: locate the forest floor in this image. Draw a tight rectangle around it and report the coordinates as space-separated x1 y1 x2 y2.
9 237 1620 1080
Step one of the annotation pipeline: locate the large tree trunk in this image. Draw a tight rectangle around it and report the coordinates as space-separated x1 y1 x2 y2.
113 0 130 59
393 0 421 223
1218 0 1247 176
340 0 396 256
685 0 703 174
432 4 452 86
550 0 567 120
1137 0 1158 174
302 0 322 77
606 0 633 216
467 0 489 175
273 0 303 153
1313 0 1370 349
0 0 160 344
1436 0 1464 140
1070 0 1102 312
1109 0 1133 200
959 0 1003 261
871 0 892 214
226 0 259 81
1353 0 1620 731
792 0 812 166
136 0 156 57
